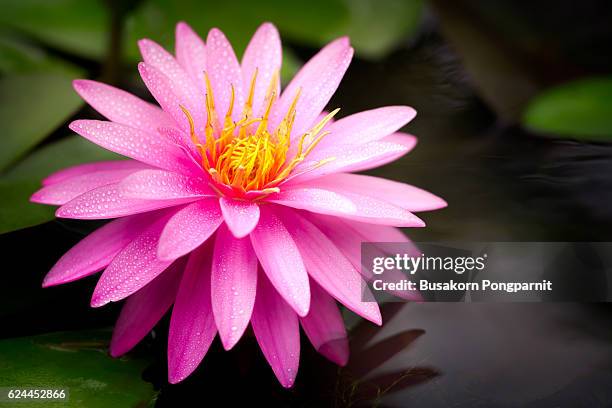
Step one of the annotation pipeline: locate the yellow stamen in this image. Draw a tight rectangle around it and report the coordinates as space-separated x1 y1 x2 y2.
179 70 338 193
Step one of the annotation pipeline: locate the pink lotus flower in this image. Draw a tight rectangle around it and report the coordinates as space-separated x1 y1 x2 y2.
31 22 446 387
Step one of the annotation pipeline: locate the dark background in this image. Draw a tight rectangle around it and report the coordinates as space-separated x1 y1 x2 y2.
1 0 612 406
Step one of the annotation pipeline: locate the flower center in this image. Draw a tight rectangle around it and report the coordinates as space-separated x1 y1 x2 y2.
181 70 338 196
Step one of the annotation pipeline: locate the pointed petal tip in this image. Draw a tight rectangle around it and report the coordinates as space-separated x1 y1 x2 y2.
296 301 310 318
219 198 260 239
54 207 67 218
402 213 426 228
220 336 239 351
175 22 203 44
258 21 279 33
398 105 417 122
68 119 82 133
90 294 109 308
109 342 127 358
137 61 148 76
176 21 190 32
227 228 251 239
137 38 153 50
41 278 54 288
167 369 189 384
29 191 44 204
280 378 296 388
207 27 225 40
436 197 449 209
318 338 350 366
72 78 88 92
41 273 68 288
335 36 351 47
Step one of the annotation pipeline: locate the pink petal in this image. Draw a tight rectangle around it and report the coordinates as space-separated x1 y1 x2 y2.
138 62 205 136
157 198 223 261
206 28 245 122
348 218 415 243
219 197 260 238
271 186 423 227
331 190 425 227
241 22 281 117
307 214 363 272
56 183 197 220
300 280 348 366
249 207 310 317
119 169 213 200
270 37 353 139
91 211 177 307
157 126 199 156
251 272 300 388
168 244 217 383
382 131 418 150
43 160 148 186
317 106 416 150
32 165 149 205
73 79 173 134
42 212 155 287
211 224 258 350
69 120 199 176
110 258 185 357
268 187 357 216
175 22 207 96
283 209 381 325
138 39 202 110
299 173 447 212
289 140 412 184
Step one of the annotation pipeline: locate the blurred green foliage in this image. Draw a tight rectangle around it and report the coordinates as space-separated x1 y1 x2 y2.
523 77 612 141
0 75 83 171
0 137 120 234
0 0 109 59
0 330 157 407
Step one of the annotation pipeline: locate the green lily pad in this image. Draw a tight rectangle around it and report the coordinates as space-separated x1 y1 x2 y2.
0 136 120 234
333 0 424 59
522 77 612 141
0 330 156 408
0 74 84 172
0 33 83 76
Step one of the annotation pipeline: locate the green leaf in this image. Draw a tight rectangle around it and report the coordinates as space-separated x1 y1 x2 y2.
0 74 84 172
333 0 424 59
522 77 612 140
0 33 83 76
0 330 156 408
0 0 108 60
0 136 120 234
